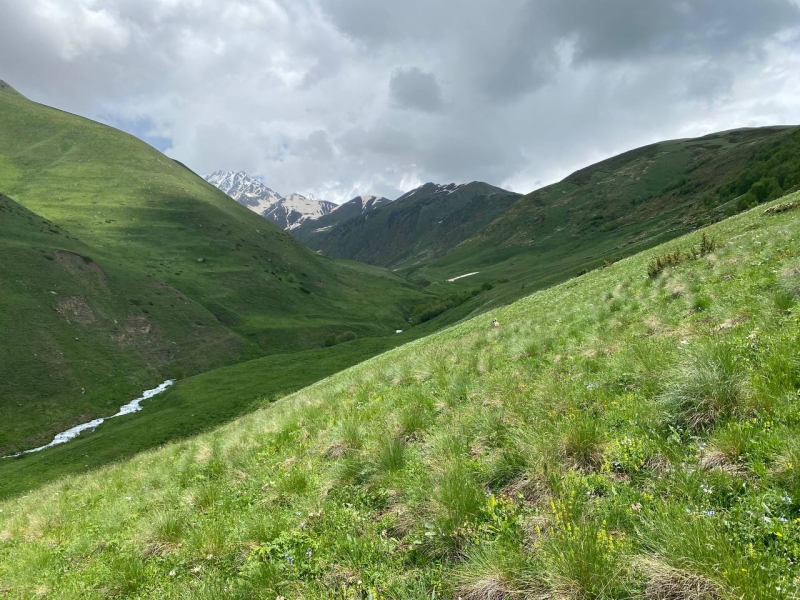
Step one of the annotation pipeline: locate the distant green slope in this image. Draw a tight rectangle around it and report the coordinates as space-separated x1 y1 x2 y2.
297 182 522 269
1 194 798 599
403 126 800 318
0 82 428 454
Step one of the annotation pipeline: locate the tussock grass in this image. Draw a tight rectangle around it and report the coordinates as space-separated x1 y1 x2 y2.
659 340 749 430
1 195 800 598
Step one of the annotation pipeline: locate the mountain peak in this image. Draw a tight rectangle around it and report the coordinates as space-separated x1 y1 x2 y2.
205 170 336 231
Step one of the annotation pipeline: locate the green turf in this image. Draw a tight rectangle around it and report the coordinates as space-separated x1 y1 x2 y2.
0 82 431 454
1 194 798 599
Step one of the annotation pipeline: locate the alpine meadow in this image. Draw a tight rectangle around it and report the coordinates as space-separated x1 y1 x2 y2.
2 2 800 599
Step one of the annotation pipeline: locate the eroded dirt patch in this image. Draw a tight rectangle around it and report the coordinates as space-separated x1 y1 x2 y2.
54 295 95 325
54 250 108 289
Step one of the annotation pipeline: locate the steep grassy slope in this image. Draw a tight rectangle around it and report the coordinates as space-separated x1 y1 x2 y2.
1 195 798 599
0 82 428 454
0 193 247 454
297 182 522 269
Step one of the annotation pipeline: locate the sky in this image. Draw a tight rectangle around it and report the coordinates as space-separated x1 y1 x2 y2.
1 0 799 203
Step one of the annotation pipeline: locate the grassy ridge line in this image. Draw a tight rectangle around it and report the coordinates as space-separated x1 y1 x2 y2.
405 126 800 311
1 194 799 598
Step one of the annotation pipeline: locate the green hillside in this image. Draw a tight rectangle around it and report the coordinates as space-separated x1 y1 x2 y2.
399 126 800 324
0 82 429 455
297 182 522 269
1 195 798 599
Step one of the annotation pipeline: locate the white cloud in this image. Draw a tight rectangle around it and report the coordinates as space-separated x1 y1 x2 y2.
1 0 799 203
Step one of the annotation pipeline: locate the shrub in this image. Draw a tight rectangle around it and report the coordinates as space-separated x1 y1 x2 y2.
773 289 795 313
545 507 631 599
455 541 545 600
775 438 800 502
150 510 187 546
659 341 748 431
647 234 716 278
276 467 311 498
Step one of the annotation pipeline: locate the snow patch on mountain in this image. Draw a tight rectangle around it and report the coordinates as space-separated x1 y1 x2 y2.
205 170 282 214
205 170 336 230
394 182 473 204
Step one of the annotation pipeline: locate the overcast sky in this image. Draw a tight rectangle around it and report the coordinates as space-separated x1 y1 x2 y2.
1 0 800 203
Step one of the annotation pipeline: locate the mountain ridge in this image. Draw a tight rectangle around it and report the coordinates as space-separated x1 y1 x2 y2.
204 170 338 230
296 181 522 268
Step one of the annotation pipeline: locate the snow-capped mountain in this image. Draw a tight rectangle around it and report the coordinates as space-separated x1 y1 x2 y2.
204 170 336 230
205 170 282 215
395 182 467 202
264 194 337 230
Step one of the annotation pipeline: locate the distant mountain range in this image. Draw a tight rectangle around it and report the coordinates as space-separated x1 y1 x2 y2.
293 181 522 269
204 170 337 230
291 194 391 241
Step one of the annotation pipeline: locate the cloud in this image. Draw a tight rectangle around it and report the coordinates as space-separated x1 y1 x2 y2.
1 0 799 203
389 67 443 112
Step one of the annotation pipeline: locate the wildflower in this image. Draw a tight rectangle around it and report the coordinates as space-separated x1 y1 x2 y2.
306 549 312 558
701 510 716 516
168 570 176 577
782 494 793 504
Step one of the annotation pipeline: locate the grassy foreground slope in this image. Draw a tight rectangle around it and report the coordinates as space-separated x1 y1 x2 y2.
0 81 428 454
2 195 799 598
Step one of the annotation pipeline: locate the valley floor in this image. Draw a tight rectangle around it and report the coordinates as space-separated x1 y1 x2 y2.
1 194 799 599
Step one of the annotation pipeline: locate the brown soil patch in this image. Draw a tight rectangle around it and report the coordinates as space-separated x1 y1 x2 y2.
713 315 749 333
112 315 160 351
54 295 95 324
53 250 108 289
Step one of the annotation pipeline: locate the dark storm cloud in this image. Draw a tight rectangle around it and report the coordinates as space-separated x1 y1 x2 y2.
1 0 799 201
389 67 444 112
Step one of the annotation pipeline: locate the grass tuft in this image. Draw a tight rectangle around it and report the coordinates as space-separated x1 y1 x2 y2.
659 340 749 431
